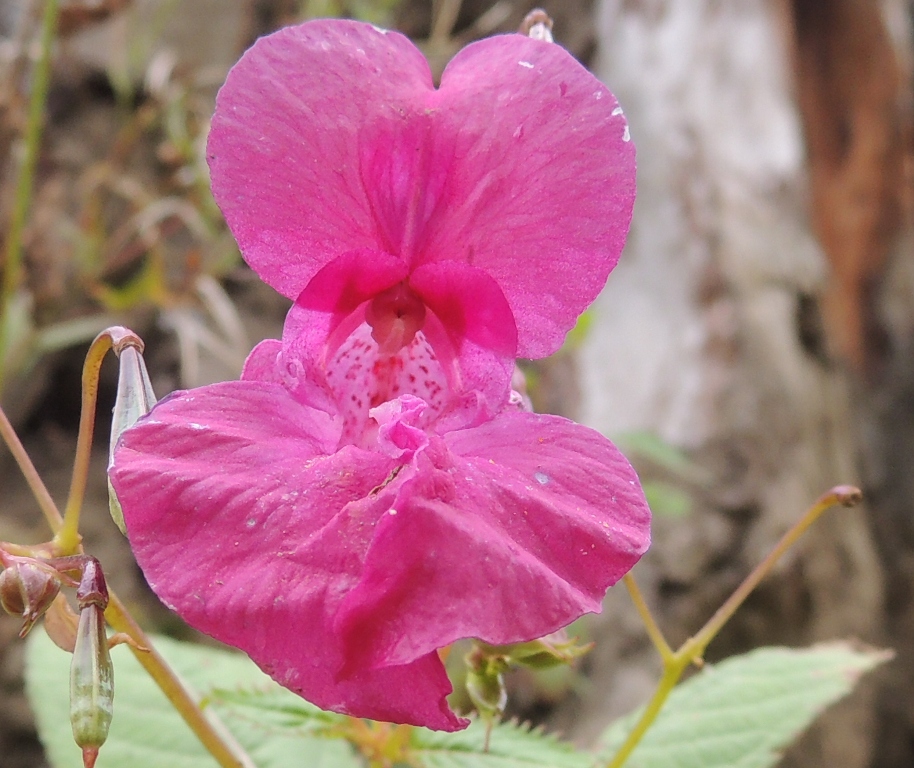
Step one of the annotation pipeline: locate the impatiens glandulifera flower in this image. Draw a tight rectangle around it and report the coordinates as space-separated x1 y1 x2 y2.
109 18 649 731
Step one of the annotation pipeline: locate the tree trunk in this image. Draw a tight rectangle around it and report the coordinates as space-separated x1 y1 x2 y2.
550 2 913 766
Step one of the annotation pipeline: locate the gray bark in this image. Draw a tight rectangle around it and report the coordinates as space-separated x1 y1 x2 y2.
551 2 911 766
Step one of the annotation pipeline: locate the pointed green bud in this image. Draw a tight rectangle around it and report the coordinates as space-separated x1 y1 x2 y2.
0 559 62 637
108 342 156 535
479 630 593 670
465 663 508 721
464 645 509 720
70 559 113 760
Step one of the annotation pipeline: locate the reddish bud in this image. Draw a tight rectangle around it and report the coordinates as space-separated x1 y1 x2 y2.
0 560 62 637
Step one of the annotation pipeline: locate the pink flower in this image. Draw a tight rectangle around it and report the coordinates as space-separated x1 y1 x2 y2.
110 19 649 731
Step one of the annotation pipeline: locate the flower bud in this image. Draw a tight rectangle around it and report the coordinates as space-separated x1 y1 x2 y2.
464 645 508 721
486 630 593 670
0 560 62 637
108 343 157 535
521 9 554 42
465 664 508 721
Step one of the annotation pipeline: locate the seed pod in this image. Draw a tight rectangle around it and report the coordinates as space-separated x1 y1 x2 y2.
0 560 62 637
70 559 113 763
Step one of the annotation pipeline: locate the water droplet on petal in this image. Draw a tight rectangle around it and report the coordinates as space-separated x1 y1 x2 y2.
534 471 549 485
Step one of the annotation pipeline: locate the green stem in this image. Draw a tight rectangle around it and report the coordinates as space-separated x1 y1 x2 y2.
0 0 59 391
606 485 862 768
623 573 673 662
604 654 689 768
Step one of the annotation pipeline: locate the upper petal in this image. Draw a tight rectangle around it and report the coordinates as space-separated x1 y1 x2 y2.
419 35 635 357
209 20 635 357
334 411 651 669
109 381 464 730
207 20 434 296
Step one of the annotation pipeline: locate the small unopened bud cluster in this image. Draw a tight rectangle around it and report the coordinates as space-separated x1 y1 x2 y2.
464 630 592 748
0 558 62 637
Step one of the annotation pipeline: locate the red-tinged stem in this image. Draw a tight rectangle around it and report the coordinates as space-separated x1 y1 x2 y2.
82 745 98 768
0 404 62 531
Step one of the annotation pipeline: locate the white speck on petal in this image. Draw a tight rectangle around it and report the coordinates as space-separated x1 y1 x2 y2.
519 61 534 69
623 125 631 142
371 24 389 34
612 106 623 116
389 508 398 515
534 471 550 485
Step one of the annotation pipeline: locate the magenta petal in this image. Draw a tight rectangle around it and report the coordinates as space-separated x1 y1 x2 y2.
207 20 432 297
283 249 409 366
110 381 464 730
410 260 516 409
422 35 635 357
209 20 635 356
241 338 283 383
334 411 651 668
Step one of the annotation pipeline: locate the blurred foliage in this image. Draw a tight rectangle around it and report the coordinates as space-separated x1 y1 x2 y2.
298 0 404 24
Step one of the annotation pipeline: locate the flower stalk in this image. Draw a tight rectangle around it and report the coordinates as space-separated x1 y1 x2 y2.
606 485 863 768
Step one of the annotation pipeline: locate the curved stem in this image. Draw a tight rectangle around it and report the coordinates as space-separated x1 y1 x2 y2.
54 333 113 553
56 327 144 553
607 485 863 768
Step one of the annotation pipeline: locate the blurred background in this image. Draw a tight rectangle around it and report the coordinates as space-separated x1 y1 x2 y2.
1 1 912 766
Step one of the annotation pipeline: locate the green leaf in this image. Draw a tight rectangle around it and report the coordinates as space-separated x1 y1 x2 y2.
26 629 359 768
28 630 887 768
597 643 891 768
212 686 591 768
411 719 588 768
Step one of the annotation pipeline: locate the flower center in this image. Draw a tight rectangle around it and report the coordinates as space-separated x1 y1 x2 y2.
364 283 426 356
